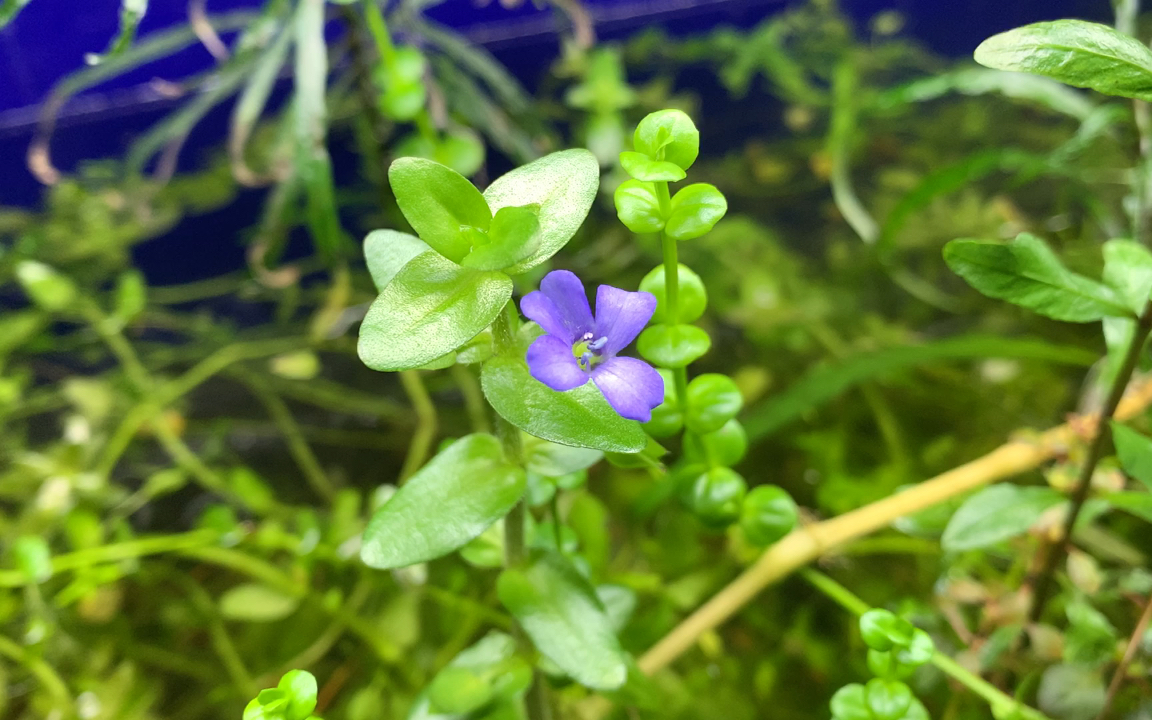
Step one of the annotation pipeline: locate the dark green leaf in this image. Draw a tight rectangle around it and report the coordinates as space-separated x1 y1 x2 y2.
614 179 665 234
941 484 1065 551
497 551 628 690
389 157 492 263
358 252 512 372
363 230 431 292
975 20 1152 101
360 434 526 569
665 183 727 241
619 151 686 182
943 234 1131 322
637 324 711 368
480 355 648 453
483 149 600 274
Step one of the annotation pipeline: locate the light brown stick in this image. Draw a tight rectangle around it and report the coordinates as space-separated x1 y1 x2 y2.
635 376 1152 676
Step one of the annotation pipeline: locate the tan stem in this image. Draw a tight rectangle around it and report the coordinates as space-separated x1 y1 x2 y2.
1097 592 1152 720
635 375 1152 676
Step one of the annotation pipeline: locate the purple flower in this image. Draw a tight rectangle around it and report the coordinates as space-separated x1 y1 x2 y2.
521 270 664 422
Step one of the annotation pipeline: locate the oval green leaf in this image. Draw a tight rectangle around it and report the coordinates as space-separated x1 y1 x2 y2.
497 551 628 690
462 205 541 272
219 583 301 622
941 484 1064 552
358 252 513 372
483 149 600 275
1111 421 1152 492
943 234 1132 322
619 151 686 182
360 433 526 569
639 263 707 324
637 324 712 368
389 157 492 263
666 183 727 241
614 179 665 234
975 20 1152 102
684 373 743 434
1102 239 1152 314
480 354 648 453
633 109 699 171
364 229 431 292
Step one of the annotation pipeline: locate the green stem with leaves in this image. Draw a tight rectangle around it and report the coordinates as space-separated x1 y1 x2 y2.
1030 299 1152 621
490 301 552 720
655 180 689 401
800 569 1055 720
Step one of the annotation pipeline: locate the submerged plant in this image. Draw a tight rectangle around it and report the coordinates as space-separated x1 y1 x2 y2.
7 2 1152 720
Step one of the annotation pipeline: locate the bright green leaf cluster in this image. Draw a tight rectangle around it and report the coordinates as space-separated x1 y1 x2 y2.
357 151 599 372
859 609 935 679
243 670 322 720
614 110 727 240
831 680 929 720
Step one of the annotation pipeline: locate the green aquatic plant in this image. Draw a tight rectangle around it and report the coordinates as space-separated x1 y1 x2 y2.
5 2 1152 720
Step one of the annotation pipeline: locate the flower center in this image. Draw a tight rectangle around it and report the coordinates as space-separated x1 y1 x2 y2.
572 332 609 371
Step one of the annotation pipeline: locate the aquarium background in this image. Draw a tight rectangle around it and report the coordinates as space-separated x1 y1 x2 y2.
2 1 1152 720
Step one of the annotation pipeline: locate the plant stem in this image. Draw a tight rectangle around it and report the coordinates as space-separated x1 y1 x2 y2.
654 183 690 403
491 301 550 720
0 633 75 717
800 569 1054 720
452 363 491 433
1029 300 1152 622
398 369 439 482
240 369 335 500
1096 592 1152 720
359 0 395 65
620 375 1152 681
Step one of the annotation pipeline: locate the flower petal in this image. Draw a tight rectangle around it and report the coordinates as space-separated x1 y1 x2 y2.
591 356 664 422
594 285 656 355
521 270 594 342
526 335 589 392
